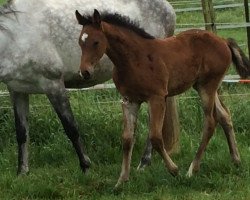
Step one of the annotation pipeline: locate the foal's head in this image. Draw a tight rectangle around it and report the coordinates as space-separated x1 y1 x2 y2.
76 9 107 80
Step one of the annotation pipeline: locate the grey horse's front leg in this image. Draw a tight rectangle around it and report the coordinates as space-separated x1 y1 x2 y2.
46 89 91 173
10 91 30 175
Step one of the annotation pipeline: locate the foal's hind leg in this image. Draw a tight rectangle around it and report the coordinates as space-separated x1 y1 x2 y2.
215 93 241 164
46 83 90 173
187 88 217 177
148 95 178 176
115 99 140 187
162 97 180 154
137 97 180 170
10 91 30 175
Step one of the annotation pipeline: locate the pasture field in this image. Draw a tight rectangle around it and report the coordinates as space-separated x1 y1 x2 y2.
0 0 250 199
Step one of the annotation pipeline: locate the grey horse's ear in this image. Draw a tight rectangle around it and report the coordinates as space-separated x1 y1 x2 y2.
75 10 90 26
93 9 101 28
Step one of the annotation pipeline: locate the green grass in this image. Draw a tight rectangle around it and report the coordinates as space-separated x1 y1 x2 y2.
0 0 250 199
0 86 249 200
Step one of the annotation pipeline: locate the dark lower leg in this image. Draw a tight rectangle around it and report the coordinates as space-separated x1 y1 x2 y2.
11 92 29 175
47 92 90 172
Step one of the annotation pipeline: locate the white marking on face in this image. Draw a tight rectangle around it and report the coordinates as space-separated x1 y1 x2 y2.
81 33 89 42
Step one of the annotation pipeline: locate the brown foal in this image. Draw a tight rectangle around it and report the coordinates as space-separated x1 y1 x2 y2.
75 9 250 187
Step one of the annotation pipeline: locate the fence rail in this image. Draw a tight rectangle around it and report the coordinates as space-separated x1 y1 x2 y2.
175 3 250 12
170 0 237 5
176 22 250 32
175 3 250 31
0 76 249 98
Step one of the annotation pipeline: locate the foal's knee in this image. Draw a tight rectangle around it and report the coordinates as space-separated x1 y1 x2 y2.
222 121 233 130
122 134 134 152
218 116 233 129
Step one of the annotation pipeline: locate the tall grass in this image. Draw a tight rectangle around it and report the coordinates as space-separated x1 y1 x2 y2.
0 87 249 199
0 0 250 199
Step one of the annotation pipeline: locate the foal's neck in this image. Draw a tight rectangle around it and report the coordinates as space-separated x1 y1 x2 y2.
102 22 147 68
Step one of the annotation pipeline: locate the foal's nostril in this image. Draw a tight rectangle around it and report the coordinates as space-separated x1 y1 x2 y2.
78 70 91 80
83 71 91 80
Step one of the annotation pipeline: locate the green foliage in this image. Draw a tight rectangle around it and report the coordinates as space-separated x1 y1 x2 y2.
0 0 250 199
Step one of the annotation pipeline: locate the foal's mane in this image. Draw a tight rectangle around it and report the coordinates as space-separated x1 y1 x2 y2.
84 12 155 40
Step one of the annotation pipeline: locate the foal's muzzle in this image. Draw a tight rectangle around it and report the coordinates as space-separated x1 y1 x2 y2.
79 70 91 80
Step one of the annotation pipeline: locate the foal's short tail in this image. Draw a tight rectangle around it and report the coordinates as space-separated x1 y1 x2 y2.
227 38 250 78
162 97 180 155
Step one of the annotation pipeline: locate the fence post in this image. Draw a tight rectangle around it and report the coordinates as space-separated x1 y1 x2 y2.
244 0 250 58
201 0 217 33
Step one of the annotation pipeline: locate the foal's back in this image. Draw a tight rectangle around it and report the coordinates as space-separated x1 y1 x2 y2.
113 30 232 100
155 30 232 95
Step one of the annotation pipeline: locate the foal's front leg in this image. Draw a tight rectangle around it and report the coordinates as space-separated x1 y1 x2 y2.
46 84 91 173
115 98 140 188
9 91 30 175
149 95 178 176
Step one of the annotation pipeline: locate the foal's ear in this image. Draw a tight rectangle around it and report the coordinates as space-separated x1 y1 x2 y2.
75 10 90 26
93 9 101 28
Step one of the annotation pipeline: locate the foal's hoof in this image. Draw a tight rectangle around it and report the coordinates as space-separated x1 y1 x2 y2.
186 162 200 178
114 177 129 188
169 167 179 177
232 157 241 166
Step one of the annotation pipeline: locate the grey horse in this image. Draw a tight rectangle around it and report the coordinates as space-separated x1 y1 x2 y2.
0 0 175 174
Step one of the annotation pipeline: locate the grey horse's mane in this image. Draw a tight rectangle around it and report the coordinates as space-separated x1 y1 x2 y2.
0 0 18 32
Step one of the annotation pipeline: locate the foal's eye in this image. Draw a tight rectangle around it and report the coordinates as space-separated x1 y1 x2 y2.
93 41 99 47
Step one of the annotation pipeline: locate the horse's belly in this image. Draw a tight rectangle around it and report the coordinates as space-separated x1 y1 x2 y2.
116 86 150 102
113 74 168 102
168 81 195 96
